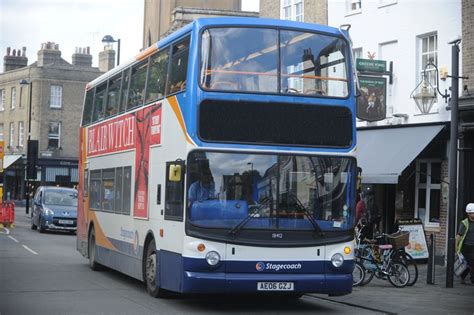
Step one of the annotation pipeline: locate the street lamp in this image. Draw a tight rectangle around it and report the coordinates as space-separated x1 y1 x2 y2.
410 38 466 288
102 35 121 66
19 79 32 215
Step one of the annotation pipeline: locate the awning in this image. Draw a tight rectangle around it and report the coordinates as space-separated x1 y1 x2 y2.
2 154 22 169
357 125 444 184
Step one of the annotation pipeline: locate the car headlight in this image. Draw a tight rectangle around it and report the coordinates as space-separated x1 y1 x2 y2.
331 253 344 268
205 251 221 266
44 208 54 216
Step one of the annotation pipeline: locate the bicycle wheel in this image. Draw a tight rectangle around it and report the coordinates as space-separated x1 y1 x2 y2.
393 250 418 286
352 261 365 287
361 267 375 286
387 261 409 288
402 252 418 286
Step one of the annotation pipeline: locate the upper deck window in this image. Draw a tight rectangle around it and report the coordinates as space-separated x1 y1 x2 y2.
200 27 349 98
168 38 190 94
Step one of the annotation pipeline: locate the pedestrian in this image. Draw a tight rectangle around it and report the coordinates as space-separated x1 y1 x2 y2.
356 192 366 224
359 186 380 240
456 203 474 285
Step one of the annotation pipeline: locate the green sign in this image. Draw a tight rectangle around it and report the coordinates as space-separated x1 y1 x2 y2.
357 76 387 122
356 58 386 73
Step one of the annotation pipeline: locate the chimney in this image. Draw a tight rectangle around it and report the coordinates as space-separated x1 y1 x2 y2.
3 46 28 72
99 46 115 72
72 46 92 67
37 42 61 67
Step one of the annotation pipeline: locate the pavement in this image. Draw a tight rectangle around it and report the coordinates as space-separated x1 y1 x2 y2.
316 259 474 314
5 206 474 315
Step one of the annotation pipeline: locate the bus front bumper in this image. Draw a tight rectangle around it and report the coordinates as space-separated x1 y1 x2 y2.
182 271 352 295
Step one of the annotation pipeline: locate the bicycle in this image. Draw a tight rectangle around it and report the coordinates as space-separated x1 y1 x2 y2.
354 224 411 287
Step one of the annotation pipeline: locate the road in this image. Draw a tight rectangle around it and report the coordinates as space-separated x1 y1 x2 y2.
0 208 386 315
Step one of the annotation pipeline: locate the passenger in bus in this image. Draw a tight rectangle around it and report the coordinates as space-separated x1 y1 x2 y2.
188 171 215 206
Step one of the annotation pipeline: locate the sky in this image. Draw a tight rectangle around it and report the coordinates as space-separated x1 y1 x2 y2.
0 0 259 72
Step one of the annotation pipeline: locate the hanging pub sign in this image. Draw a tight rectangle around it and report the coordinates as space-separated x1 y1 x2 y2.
356 76 387 122
356 58 386 73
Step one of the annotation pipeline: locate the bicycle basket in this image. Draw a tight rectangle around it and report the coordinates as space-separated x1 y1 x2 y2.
387 231 409 249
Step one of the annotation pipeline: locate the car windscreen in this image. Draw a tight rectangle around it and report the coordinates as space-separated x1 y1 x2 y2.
44 190 78 207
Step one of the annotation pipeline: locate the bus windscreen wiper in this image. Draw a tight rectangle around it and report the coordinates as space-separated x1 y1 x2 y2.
288 192 324 236
229 197 271 236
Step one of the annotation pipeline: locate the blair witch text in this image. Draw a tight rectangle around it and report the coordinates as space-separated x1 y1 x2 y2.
87 116 135 156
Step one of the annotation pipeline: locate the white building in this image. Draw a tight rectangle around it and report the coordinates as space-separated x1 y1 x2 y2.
329 0 462 260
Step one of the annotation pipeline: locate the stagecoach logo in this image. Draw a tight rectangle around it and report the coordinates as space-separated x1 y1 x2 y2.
255 262 302 272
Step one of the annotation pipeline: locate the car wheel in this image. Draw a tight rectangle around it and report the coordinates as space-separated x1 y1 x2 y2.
38 215 45 233
31 217 37 230
88 227 103 271
145 239 166 298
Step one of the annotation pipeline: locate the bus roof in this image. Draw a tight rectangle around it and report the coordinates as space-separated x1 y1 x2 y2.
87 17 346 89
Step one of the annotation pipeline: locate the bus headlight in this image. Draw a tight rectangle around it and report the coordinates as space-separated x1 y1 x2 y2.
205 251 221 266
331 253 344 268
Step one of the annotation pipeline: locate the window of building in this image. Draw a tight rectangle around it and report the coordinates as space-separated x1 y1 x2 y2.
9 122 14 147
418 33 437 88
415 160 441 227
0 123 4 141
0 89 5 111
353 47 363 62
379 0 397 8
168 37 190 94
18 121 24 147
48 122 61 149
11 87 16 109
281 0 303 21
346 0 362 14
50 85 63 108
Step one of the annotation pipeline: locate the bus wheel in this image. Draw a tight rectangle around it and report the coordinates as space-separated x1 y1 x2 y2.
145 239 165 298
88 228 103 271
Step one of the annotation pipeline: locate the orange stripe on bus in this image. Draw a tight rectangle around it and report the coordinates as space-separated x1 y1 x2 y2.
167 96 195 145
204 69 348 82
89 212 118 251
136 45 158 61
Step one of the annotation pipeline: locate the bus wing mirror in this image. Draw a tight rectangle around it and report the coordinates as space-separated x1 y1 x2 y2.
169 164 182 182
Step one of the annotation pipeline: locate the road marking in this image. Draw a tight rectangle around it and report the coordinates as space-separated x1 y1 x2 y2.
22 245 39 255
0 227 11 235
8 235 19 243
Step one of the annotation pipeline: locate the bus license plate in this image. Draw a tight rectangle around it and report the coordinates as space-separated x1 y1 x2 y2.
59 220 74 225
257 282 294 291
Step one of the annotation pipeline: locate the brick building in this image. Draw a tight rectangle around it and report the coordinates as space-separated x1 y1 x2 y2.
142 0 257 48
0 43 103 201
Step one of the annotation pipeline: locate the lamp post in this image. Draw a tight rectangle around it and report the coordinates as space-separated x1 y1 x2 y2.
410 39 466 288
19 79 32 215
102 35 121 66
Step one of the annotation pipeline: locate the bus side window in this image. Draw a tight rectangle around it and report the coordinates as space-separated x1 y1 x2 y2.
122 166 132 215
89 170 102 210
127 60 148 110
92 83 107 122
105 74 122 117
146 48 169 104
82 89 94 126
120 69 131 113
168 37 190 94
164 160 185 221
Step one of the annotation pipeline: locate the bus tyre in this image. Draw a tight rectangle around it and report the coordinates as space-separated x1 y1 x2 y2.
145 239 165 298
88 228 103 271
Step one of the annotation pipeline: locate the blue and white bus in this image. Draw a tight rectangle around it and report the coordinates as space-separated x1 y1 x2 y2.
77 17 357 298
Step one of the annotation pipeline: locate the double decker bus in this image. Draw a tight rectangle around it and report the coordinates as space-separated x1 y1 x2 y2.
77 17 357 297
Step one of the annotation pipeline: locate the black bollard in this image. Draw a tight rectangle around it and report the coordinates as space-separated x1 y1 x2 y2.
427 233 436 285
